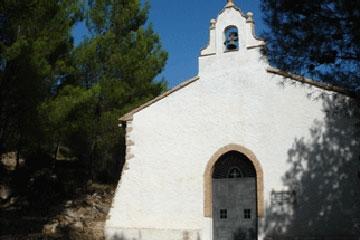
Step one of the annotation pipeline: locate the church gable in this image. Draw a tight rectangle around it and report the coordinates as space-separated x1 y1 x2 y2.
119 0 356 125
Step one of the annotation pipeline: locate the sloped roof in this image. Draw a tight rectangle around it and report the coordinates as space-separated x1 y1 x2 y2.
120 76 200 122
266 67 358 99
119 68 358 123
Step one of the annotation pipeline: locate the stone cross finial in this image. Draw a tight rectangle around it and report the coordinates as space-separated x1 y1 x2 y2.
226 0 235 7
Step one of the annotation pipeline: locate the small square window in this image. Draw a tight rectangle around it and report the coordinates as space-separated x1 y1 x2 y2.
244 209 251 219
220 209 227 219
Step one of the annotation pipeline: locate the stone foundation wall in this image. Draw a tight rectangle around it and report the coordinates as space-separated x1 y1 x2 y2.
105 228 201 240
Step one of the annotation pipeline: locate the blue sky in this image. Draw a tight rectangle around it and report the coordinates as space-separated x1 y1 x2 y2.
73 0 266 88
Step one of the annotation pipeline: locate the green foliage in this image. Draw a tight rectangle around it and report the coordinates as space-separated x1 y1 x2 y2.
262 0 360 92
0 0 167 184
44 0 168 182
0 0 80 156
1 0 167 184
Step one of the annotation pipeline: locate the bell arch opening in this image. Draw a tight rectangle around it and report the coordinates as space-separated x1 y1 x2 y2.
224 26 239 51
203 144 264 218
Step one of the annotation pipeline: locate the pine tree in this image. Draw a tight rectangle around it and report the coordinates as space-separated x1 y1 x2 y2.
0 0 80 162
44 0 168 181
262 0 360 93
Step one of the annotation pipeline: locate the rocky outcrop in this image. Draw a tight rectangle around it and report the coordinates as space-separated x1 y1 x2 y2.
0 184 114 240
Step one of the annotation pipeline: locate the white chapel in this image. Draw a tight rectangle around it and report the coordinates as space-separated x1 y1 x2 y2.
105 1 360 239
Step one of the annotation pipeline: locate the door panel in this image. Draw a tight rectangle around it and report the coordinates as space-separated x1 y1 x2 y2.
213 178 257 240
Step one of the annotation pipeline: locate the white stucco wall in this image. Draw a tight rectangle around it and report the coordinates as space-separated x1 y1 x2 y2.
105 4 359 240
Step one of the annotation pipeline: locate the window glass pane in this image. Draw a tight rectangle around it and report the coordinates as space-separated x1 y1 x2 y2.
220 209 227 219
244 209 251 219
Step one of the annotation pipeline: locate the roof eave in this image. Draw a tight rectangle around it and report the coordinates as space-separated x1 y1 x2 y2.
266 67 359 99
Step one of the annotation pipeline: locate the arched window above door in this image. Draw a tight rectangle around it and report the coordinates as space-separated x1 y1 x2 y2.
228 167 242 178
212 151 256 179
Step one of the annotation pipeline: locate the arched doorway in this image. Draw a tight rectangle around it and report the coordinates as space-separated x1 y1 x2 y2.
212 151 257 240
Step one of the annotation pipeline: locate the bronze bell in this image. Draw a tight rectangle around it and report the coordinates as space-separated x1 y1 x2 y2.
225 31 238 50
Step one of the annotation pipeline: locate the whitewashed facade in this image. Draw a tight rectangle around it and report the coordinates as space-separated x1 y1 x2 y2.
105 1 360 240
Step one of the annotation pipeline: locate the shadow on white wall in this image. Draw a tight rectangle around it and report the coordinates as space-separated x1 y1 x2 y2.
265 95 360 240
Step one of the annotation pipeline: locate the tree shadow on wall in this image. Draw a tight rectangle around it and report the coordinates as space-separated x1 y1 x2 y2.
265 95 360 239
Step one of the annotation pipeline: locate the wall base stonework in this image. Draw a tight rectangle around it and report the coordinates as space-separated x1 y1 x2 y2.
105 227 201 240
